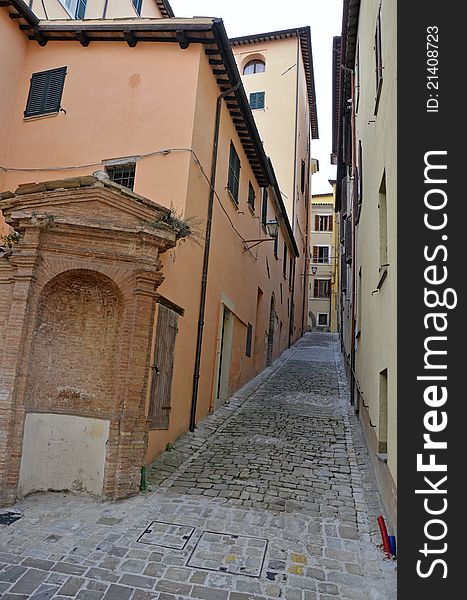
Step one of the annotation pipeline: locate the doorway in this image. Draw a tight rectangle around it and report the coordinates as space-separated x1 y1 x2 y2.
216 306 234 409
266 294 275 366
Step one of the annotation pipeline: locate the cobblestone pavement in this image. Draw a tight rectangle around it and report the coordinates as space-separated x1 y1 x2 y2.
0 333 397 599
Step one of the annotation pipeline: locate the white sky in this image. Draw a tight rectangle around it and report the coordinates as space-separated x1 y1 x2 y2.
170 0 343 194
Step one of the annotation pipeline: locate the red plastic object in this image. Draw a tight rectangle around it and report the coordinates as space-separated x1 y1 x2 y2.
377 515 391 557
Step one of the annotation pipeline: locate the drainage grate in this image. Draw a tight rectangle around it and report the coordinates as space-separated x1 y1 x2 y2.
0 512 22 526
187 531 268 577
137 521 195 550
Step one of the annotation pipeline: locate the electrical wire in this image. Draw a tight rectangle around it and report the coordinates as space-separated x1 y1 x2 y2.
0 147 250 245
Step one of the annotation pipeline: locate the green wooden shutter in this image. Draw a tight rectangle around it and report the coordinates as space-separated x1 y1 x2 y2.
250 92 265 109
25 67 66 117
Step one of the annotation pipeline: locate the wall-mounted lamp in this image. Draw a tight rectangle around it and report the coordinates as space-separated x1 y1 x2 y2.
243 220 278 252
311 265 318 275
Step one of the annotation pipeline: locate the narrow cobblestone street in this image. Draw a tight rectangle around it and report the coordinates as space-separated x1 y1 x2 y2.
0 333 396 600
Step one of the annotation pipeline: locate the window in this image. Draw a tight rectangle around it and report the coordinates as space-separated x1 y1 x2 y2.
248 182 255 211
227 142 241 203
357 140 363 204
245 323 253 357
288 257 293 288
300 160 306 194
243 59 265 75
132 0 143 15
379 172 388 266
106 162 136 190
283 243 287 278
312 245 330 264
374 8 383 113
261 188 268 226
314 279 330 298
24 67 66 118
59 0 86 18
314 214 333 231
273 232 278 257
378 369 388 453
355 43 360 112
250 92 265 109
317 313 329 326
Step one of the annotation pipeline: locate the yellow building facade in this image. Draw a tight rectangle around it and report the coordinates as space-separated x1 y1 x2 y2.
231 28 319 342
333 0 397 531
308 189 338 332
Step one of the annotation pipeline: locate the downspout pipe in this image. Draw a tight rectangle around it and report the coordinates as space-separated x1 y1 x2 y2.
301 141 311 335
189 82 240 432
349 69 357 408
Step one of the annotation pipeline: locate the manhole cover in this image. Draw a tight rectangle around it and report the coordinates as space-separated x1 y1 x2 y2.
187 531 268 577
0 512 22 526
137 521 195 550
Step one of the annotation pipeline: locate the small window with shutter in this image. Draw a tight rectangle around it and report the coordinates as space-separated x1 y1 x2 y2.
249 91 265 110
245 323 253 357
24 67 67 118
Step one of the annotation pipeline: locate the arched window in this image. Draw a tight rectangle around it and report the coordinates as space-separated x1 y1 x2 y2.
243 59 266 75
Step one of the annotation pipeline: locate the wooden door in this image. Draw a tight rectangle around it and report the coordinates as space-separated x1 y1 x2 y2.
149 304 179 429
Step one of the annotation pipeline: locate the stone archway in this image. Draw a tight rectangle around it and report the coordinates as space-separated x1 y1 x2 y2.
0 176 178 505
19 269 124 497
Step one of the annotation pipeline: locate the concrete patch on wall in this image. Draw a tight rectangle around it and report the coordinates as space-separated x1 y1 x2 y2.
18 413 109 497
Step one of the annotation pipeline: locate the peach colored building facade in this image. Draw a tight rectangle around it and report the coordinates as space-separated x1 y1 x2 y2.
231 29 319 344
0 2 318 502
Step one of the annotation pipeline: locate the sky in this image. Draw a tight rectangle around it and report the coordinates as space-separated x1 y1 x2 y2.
170 0 343 195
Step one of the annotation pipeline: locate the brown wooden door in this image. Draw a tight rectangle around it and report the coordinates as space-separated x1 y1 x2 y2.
149 304 179 429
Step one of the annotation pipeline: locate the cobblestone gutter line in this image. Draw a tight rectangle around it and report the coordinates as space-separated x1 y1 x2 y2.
333 340 397 600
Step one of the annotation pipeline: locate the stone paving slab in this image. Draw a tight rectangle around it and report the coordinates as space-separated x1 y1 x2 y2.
0 333 396 599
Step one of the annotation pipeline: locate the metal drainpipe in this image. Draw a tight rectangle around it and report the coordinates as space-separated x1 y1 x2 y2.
189 82 240 432
349 70 358 409
300 146 311 336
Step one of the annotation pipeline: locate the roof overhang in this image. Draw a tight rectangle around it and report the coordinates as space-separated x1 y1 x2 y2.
230 27 319 140
0 8 300 255
155 0 174 18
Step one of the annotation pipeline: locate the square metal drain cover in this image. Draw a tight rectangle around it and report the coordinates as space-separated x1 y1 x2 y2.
187 531 268 577
137 521 195 550
0 512 22 526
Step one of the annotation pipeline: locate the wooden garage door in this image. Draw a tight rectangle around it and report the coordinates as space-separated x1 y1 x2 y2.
149 304 179 429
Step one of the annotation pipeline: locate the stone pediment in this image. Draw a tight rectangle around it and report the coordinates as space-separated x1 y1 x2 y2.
0 176 175 242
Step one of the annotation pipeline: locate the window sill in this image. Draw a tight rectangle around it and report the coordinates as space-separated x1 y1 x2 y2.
226 188 239 209
374 78 383 116
374 265 388 292
23 112 59 122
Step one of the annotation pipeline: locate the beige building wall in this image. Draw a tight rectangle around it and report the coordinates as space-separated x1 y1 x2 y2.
232 31 316 340
0 15 298 464
308 192 337 332
353 0 397 529
28 0 164 20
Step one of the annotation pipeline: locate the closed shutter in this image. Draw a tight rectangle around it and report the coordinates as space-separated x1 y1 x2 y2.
261 189 268 225
149 304 179 429
315 215 319 231
314 279 319 297
250 91 265 109
312 246 318 263
329 215 333 231
76 0 87 19
245 323 253 357
25 67 66 117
